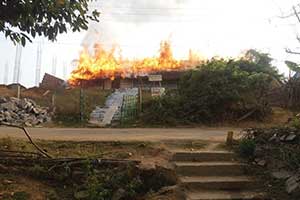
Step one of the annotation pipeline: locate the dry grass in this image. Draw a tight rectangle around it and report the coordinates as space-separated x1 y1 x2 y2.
54 87 111 126
0 138 171 164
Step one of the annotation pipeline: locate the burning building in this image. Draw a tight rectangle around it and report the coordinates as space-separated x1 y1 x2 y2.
69 40 203 89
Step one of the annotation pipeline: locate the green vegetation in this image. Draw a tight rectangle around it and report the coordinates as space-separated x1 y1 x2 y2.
83 165 143 200
283 61 300 109
12 191 30 200
235 127 300 200
238 138 256 158
0 0 99 46
24 162 145 200
141 50 282 125
0 138 174 200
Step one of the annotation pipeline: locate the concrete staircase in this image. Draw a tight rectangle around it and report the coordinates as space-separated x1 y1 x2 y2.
89 88 138 127
172 151 267 200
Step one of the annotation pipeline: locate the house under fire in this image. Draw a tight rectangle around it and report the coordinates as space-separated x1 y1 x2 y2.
78 71 184 90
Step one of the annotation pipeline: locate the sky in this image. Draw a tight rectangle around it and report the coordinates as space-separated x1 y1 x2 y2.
0 0 300 87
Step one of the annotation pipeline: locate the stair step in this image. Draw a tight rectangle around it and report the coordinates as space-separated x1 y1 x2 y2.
173 151 235 162
180 176 258 190
174 162 246 176
186 190 267 200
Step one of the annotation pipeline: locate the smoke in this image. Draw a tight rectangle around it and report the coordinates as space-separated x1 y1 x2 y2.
82 0 194 59
82 0 276 60
102 0 189 23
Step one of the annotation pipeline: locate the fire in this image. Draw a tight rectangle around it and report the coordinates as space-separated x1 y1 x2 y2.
69 40 202 85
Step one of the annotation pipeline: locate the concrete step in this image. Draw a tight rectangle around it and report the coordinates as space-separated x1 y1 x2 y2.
186 190 267 200
179 176 258 190
172 151 236 162
99 105 119 127
174 162 246 176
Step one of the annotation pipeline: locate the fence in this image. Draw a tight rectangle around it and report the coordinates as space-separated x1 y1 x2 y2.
120 94 138 125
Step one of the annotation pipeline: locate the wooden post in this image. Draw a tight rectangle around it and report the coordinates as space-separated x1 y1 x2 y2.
17 85 21 99
138 87 142 113
80 81 84 123
138 76 143 114
226 131 234 145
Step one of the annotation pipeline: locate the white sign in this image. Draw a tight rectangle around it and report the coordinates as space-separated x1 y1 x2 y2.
148 75 162 82
151 87 165 97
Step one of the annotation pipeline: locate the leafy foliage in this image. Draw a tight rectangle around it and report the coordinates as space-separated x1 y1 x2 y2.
238 138 256 158
0 0 100 46
236 49 282 83
284 61 300 109
141 50 281 125
84 166 143 200
285 61 300 73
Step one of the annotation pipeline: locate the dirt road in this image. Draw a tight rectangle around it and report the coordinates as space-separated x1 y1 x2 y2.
0 127 241 142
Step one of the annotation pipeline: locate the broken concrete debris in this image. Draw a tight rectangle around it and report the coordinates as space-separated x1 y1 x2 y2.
0 97 51 127
271 170 291 180
286 175 300 195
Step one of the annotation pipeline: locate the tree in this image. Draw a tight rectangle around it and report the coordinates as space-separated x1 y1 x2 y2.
281 4 300 55
0 0 100 46
234 49 283 83
285 61 300 73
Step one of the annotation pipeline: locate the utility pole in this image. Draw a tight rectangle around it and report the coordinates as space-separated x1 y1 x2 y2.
3 62 9 85
13 44 22 99
13 44 22 83
35 42 42 86
63 61 67 80
52 56 57 76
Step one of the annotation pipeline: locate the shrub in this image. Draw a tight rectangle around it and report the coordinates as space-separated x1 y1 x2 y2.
13 191 30 200
290 116 300 129
238 138 256 158
141 50 279 125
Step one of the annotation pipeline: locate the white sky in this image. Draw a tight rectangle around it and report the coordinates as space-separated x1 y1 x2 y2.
1 0 300 87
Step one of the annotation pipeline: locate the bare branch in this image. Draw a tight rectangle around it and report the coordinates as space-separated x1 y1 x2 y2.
0 122 52 158
293 6 300 23
286 48 300 55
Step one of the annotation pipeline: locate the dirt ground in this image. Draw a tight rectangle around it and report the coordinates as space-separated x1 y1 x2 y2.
0 138 216 200
0 127 240 143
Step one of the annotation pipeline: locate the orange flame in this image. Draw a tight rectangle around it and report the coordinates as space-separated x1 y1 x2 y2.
69 40 202 85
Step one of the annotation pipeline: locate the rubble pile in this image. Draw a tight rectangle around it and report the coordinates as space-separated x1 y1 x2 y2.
0 97 51 127
243 127 299 143
242 127 300 199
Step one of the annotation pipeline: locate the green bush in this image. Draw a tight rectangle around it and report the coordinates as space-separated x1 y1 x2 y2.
13 191 30 200
141 50 279 125
238 138 256 158
80 165 142 200
290 117 300 129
